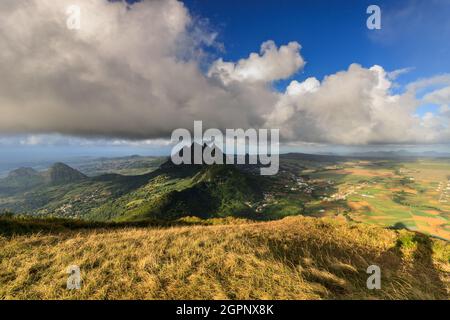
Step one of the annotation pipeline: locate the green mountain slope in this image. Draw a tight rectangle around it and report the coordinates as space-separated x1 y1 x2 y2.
125 164 263 220
0 155 266 222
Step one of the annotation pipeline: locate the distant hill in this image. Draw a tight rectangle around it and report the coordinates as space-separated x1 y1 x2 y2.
348 150 450 159
68 155 166 177
42 162 87 185
0 167 44 191
7 167 38 178
0 162 86 195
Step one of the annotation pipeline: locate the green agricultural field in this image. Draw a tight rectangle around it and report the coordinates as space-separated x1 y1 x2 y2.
306 159 450 241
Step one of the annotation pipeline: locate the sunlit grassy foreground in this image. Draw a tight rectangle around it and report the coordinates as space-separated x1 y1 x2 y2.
0 216 448 300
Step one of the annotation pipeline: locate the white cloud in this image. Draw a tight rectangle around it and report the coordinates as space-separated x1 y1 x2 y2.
208 41 304 84
423 86 450 106
0 134 172 148
0 0 280 139
406 74 450 93
265 64 450 145
0 0 448 146
387 67 415 80
286 78 320 96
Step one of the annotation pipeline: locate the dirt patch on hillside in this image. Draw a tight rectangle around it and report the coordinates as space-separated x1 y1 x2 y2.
348 201 372 211
413 215 450 240
336 168 394 178
424 210 441 216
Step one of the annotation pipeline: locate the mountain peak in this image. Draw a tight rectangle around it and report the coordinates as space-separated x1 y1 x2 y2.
7 167 38 178
161 142 226 169
45 162 86 184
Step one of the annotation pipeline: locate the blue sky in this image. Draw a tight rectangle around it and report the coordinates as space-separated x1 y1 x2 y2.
121 0 450 81
183 0 450 110
0 0 449 165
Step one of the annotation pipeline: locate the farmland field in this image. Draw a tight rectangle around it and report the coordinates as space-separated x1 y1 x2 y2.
286 158 450 241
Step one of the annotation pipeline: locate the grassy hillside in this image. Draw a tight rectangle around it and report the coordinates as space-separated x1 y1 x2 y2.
0 216 448 300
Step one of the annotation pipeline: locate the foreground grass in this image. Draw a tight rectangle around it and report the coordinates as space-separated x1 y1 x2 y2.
0 216 448 300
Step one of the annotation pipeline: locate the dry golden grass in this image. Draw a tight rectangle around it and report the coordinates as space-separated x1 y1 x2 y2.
0 216 448 300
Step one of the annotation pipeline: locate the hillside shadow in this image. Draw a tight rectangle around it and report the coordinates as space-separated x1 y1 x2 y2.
261 228 448 299
0 216 197 237
261 234 367 298
410 234 448 298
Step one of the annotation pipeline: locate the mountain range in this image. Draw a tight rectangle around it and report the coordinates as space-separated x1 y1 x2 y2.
0 145 265 221
0 162 87 194
347 150 450 158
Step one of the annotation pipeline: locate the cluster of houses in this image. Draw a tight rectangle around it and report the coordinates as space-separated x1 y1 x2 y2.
323 182 369 202
255 192 277 213
54 203 74 216
286 176 316 194
52 188 109 217
437 181 450 203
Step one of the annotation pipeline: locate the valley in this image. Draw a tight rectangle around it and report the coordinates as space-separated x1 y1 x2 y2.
0 153 449 241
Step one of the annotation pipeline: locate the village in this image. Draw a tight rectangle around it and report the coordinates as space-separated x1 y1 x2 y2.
437 180 450 203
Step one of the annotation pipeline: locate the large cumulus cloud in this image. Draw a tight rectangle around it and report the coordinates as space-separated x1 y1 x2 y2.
0 0 286 139
266 65 450 144
0 0 449 145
